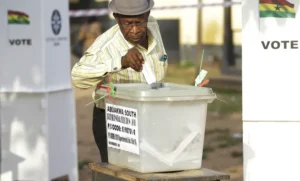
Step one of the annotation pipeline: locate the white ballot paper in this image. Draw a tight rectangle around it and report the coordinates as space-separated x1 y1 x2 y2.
142 61 156 84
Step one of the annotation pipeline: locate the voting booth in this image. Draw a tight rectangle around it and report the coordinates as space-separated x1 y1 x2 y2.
243 0 300 181
0 0 78 181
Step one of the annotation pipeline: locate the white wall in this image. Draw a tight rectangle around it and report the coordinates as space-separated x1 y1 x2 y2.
150 0 198 45
107 0 242 46
152 0 241 46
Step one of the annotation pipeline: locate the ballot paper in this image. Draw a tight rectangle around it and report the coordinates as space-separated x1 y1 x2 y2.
142 61 156 84
194 69 207 86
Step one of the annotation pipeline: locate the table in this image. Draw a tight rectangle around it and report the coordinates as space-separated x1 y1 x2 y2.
88 163 230 181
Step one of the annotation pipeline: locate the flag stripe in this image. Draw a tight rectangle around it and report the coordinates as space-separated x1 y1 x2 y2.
8 10 29 18
8 15 30 22
260 10 295 18
8 19 30 24
260 3 295 13
259 0 294 8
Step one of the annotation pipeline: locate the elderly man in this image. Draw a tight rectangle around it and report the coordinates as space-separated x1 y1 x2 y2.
71 0 168 162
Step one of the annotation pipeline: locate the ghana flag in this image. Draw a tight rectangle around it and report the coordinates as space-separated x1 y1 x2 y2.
260 0 296 18
8 10 30 24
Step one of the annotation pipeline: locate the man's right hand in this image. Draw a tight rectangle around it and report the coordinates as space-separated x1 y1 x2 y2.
121 48 145 72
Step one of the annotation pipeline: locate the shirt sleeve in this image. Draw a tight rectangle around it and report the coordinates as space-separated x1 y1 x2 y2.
71 50 123 89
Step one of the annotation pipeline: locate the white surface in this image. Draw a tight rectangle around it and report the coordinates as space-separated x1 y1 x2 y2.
244 122 300 181
140 132 199 166
243 1 300 181
0 0 71 92
0 89 78 181
44 0 72 91
106 97 213 173
242 0 300 121
106 103 140 155
0 0 78 180
47 90 78 181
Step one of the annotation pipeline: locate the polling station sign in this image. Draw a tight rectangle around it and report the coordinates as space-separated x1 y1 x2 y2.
0 0 44 92
243 0 300 121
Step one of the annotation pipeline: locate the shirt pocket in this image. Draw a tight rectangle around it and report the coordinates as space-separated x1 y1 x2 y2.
156 53 168 67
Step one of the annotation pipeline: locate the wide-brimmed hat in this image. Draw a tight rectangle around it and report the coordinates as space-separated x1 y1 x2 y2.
109 0 154 16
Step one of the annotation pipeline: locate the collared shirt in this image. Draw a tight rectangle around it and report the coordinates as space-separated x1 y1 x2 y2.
71 16 168 108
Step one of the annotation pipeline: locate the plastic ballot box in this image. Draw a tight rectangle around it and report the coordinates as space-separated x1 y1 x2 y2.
97 83 216 173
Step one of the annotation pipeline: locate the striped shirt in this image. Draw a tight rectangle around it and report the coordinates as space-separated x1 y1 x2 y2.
71 16 168 108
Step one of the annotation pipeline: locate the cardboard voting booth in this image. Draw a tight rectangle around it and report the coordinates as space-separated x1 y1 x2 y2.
0 0 78 181
243 0 300 181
